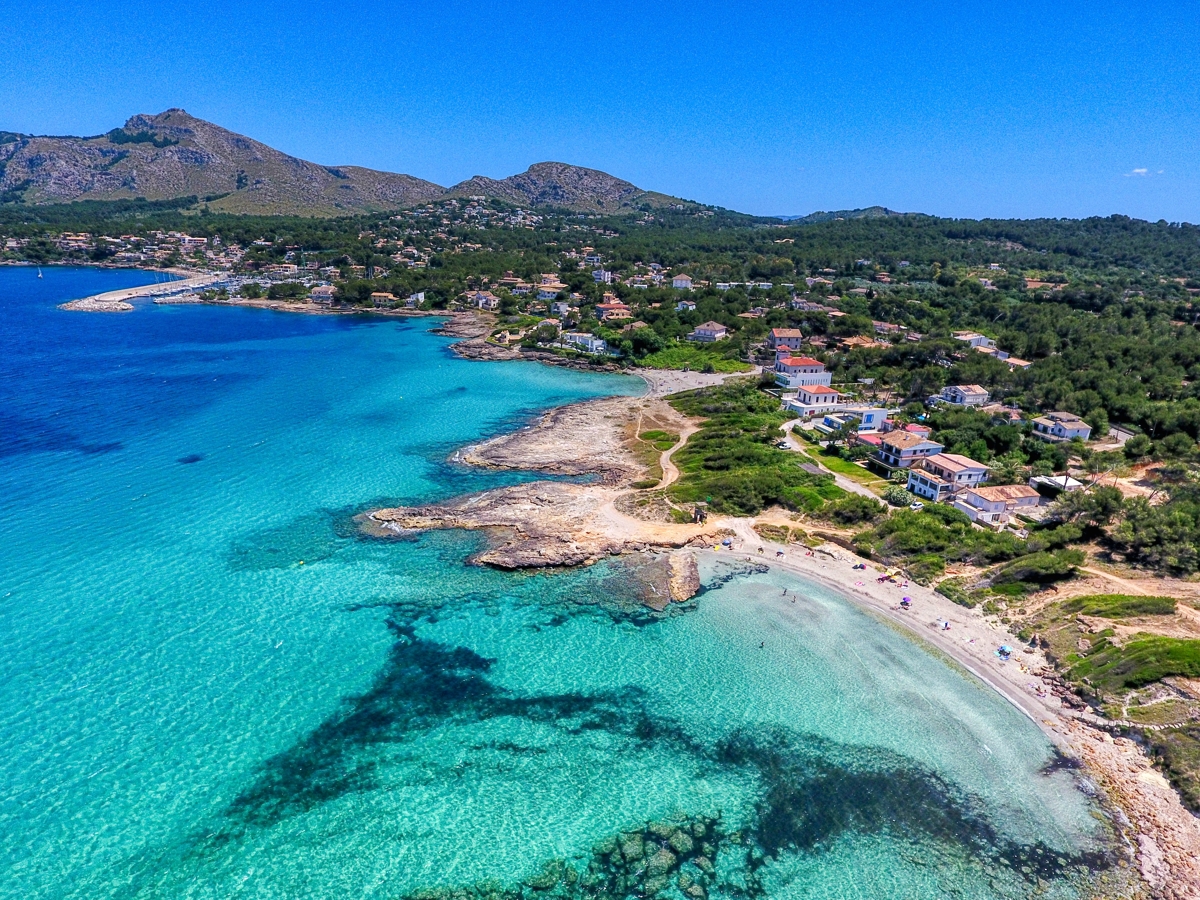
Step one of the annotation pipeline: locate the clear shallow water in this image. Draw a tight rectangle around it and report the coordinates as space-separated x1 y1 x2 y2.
0 268 1114 899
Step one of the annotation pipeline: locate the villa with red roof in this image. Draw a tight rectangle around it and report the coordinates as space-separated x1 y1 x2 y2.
785 384 843 416
774 355 832 389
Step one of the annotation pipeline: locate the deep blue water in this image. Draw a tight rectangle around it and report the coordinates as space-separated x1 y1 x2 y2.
0 268 1115 899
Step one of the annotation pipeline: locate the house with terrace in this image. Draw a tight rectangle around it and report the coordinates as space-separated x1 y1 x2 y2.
939 384 990 407
870 432 945 474
952 484 1041 526
768 328 805 352
688 321 728 342
1032 412 1092 442
814 406 890 435
906 454 990 503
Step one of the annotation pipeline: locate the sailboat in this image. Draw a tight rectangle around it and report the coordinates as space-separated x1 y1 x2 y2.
37 267 43 279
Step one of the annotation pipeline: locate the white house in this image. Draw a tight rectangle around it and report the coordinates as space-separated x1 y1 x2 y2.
768 328 805 352
939 384 990 407
467 290 501 310
814 406 889 435
689 321 728 342
906 453 990 502
672 274 694 290
593 269 613 284
953 484 1041 526
676 300 697 311
785 385 843 416
774 356 832 389
1032 412 1092 442
953 331 997 350
562 332 608 354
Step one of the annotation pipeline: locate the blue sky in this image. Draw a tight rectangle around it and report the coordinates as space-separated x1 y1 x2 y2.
2 1 1197 220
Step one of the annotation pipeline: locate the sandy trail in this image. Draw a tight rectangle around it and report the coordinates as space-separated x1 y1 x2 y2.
657 423 698 489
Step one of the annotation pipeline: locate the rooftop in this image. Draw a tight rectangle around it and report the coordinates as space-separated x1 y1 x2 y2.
880 431 939 450
969 485 1040 502
928 453 989 473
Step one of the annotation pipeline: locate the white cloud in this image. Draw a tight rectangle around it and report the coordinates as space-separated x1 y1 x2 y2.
1124 167 1149 177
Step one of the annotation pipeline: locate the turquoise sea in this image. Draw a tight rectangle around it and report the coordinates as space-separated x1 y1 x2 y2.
1 267 1116 899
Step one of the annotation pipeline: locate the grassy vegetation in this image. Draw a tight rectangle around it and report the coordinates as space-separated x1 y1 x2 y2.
639 430 679 452
666 380 844 515
799 448 887 489
1152 729 1200 811
753 523 817 546
1068 636 1200 692
852 504 1026 583
815 494 886 526
1017 593 1200 810
638 343 752 373
1059 594 1177 618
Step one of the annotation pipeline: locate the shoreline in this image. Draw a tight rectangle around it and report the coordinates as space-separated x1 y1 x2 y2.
363 383 1200 898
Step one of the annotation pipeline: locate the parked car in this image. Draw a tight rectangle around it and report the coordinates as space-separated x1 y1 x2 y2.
909 501 925 511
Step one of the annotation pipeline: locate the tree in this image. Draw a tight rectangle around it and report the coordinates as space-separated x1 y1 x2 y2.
882 484 916 507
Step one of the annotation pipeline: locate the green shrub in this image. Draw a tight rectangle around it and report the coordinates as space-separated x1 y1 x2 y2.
990 549 1085 585
1061 594 1177 618
818 494 886 525
1069 636 1200 691
881 484 916 507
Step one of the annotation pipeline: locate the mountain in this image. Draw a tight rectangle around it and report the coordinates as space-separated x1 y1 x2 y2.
0 110 701 217
777 206 907 224
447 162 686 213
0 109 444 216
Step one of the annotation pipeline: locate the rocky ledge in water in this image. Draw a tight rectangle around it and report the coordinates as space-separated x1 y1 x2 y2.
59 298 134 312
365 395 713 577
365 482 706 589
404 814 732 900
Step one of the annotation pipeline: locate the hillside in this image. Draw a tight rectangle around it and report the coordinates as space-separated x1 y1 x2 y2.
0 111 700 217
447 162 690 213
777 206 906 224
0 110 444 216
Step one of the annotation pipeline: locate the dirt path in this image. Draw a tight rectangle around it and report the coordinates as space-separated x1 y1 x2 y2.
658 422 698 489
1079 566 1152 595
